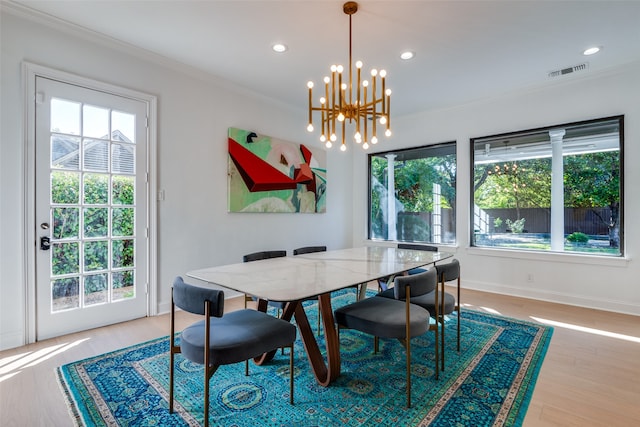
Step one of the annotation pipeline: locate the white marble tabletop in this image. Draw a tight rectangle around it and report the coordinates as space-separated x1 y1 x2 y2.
187 246 452 301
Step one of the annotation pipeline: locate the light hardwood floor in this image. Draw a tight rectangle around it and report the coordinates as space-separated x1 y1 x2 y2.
1 286 639 426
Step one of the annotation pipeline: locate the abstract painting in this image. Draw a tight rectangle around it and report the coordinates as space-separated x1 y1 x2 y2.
227 128 327 213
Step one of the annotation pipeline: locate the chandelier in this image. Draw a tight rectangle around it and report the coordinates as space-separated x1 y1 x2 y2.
306 1 392 151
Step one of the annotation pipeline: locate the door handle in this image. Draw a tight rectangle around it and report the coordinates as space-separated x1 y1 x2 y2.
40 236 51 251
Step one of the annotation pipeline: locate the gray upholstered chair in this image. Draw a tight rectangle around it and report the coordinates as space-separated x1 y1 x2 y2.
377 268 444 373
334 270 437 407
435 259 461 370
169 276 296 427
242 250 287 309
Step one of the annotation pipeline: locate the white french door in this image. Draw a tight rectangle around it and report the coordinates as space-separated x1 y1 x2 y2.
34 76 149 340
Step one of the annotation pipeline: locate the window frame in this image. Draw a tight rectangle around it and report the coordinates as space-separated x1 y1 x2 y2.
469 115 624 257
367 141 457 245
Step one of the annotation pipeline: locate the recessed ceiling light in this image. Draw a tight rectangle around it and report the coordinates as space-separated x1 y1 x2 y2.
272 43 288 53
400 51 415 60
583 46 601 56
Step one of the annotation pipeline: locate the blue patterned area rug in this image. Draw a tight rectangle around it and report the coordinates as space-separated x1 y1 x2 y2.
57 290 553 426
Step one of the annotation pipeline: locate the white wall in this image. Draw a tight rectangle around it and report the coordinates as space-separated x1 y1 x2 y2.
352 61 640 316
0 9 353 350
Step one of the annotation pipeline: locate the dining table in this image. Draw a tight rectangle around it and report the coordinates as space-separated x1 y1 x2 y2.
187 245 453 386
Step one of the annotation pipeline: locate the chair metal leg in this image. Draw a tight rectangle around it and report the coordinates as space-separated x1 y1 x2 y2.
289 344 295 404
457 276 461 352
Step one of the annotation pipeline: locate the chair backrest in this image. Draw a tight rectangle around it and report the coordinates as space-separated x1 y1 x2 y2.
293 246 327 255
398 243 438 252
172 276 224 317
393 269 437 300
435 259 460 282
243 250 287 262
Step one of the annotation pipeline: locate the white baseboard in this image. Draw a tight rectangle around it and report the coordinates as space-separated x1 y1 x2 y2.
462 279 640 316
0 330 25 351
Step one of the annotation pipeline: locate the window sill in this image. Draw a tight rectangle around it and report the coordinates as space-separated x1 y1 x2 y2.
466 246 629 267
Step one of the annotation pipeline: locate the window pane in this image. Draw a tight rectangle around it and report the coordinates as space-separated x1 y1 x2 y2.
83 208 108 238
111 143 135 174
53 207 79 239
52 277 79 312
51 171 79 204
51 98 80 135
112 239 134 268
83 104 109 138
84 273 108 306
112 110 135 143
113 270 134 301
83 173 108 204
84 240 108 271
369 143 457 245
113 208 134 236
83 139 108 171
472 117 622 256
112 175 134 205
51 135 80 170
52 242 79 276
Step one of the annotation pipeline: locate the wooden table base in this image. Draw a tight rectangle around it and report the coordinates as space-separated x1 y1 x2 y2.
253 293 341 386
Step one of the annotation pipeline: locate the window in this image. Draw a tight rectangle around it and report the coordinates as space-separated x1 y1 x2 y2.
471 116 623 256
369 143 457 245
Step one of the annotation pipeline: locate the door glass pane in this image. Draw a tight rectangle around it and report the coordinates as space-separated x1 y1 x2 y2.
52 242 79 275
112 239 134 268
84 240 108 271
83 139 109 171
113 271 134 301
113 208 134 236
53 207 79 239
112 143 135 174
51 135 80 170
82 105 109 138
83 174 108 204
84 273 108 306
112 175 134 205
51 98 80 135
52 277 79 311
51 171 79 204
83 208 108 237
112 110 135 143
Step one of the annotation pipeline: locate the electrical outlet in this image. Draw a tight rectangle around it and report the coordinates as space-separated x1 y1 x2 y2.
526 273 534 283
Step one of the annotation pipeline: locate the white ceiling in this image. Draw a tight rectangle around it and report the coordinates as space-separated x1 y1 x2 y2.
8 0 640 118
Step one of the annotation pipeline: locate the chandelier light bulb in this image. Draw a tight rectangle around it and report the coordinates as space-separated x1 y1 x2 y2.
337 65 344 73
379 70 386 77
341 83 347 90
324 76 330 84
356 60 363 68
385 89 392 96
326 141 332 148
379 116 387 125
330 133 337 142
307 81 314 89
363 142 369 149
362 80 369 87
371 69 378 76
371 136 378 144
331 64 337 72
307 124 314 132
340 144 347 152
320 97 326 104
337 112 345 122
354 131 362 142
385 129 392 137
320 135 326 142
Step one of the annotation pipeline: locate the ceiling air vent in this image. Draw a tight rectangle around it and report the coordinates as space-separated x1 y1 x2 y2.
548 62 589 78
